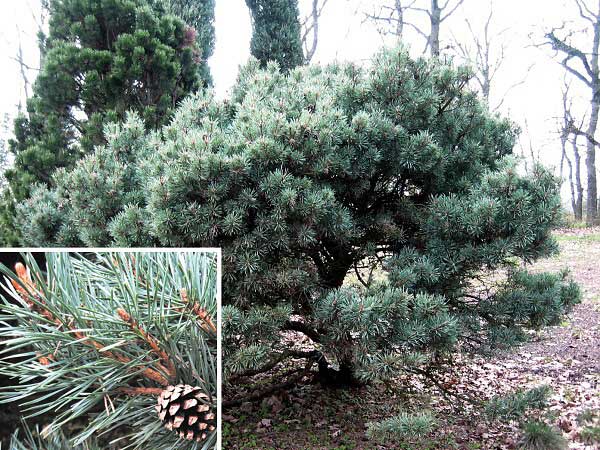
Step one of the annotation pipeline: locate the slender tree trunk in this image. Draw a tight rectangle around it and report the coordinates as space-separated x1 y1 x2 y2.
395 0 404 37
561 132 578 219
573 137 584 221
564 146 578 219
586 16 600 225
430 0 441 57
586 91 599 224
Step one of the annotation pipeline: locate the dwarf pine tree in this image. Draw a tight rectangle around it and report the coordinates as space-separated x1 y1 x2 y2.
17 48 579 396
0 252 217 449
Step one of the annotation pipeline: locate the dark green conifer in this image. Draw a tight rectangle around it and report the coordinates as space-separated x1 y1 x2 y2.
17 48 580 390
1 0 212 245
246 0 304 71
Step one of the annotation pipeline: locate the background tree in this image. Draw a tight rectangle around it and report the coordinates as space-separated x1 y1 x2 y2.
365 0 465 56
16 48 580 403
300 0 329 63
245 0 304 70
163 0 216 83
0 251 217 449
560 81 585 221
451 3 533 112
365 0 418 42
546 0 600 225
3 0 207 227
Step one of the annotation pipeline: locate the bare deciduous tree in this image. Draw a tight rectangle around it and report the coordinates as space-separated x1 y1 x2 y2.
9 1 48 110
364 0 416 41
518 119 540 176
365 0 464 56
560 81 585 221
14 26 31 105
301 0 329 63
452 3 532 111
545 0 600 225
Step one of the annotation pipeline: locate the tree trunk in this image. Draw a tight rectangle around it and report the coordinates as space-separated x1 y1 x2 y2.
586 94 598 225
573 137 584 221
395 0 404 38
586 16 600 225
429 0 441 57
562 132 577 219
315 351 361 387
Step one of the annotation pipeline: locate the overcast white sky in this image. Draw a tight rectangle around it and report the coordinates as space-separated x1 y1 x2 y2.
0 0 590 201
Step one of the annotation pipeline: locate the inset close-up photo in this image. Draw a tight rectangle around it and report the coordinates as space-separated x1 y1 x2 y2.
0 251 218 450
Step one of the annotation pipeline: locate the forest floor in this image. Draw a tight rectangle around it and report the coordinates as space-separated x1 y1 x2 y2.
223 227 600 450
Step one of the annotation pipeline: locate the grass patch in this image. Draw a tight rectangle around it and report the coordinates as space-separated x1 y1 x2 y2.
580 426 600 444
554 233 600 242
520 421 567 450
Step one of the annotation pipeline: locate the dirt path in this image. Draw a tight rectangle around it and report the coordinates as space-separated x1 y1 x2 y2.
223 229 600 449
485 228 600 449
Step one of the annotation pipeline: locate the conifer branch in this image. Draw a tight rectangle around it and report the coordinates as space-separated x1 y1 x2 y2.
117 386 164 396
117 308 176 379
223 360 314 407
180 288 216 334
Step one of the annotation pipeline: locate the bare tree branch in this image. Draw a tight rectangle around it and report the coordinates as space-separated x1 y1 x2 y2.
574 0 599 22
440 0 465 22
544 1 600 224
364 0 464 56
545 29 595 84
301 0 329 63
451 2 531 111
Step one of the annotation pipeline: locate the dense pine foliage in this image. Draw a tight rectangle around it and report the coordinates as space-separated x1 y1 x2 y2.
0 0 214 245
16 48 580 386
0 252 217 449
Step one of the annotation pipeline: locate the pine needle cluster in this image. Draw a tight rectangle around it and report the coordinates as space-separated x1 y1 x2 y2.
0 252 217 449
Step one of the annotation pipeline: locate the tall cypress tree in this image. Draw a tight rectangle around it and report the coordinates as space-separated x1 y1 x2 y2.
245 0 303 71
2 0 210 241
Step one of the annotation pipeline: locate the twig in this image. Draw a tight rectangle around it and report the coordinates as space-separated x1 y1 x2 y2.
11 263 170 386
117 308 176 379
180 288 216 334
117 386 164 396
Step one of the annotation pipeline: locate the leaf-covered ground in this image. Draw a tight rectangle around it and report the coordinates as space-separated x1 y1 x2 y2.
223 228 600 449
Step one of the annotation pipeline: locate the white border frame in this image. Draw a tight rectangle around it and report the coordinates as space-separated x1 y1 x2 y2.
0 247 223 450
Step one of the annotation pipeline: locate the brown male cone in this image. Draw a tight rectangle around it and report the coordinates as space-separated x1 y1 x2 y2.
156 384 216 442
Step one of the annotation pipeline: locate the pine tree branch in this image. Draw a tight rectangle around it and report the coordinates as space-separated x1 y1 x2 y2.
117 308 176 379
223 360 314 408
10 263 171 386
283 320 321 343
229 349 320 380
180 288 216 334
117 386 164 396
